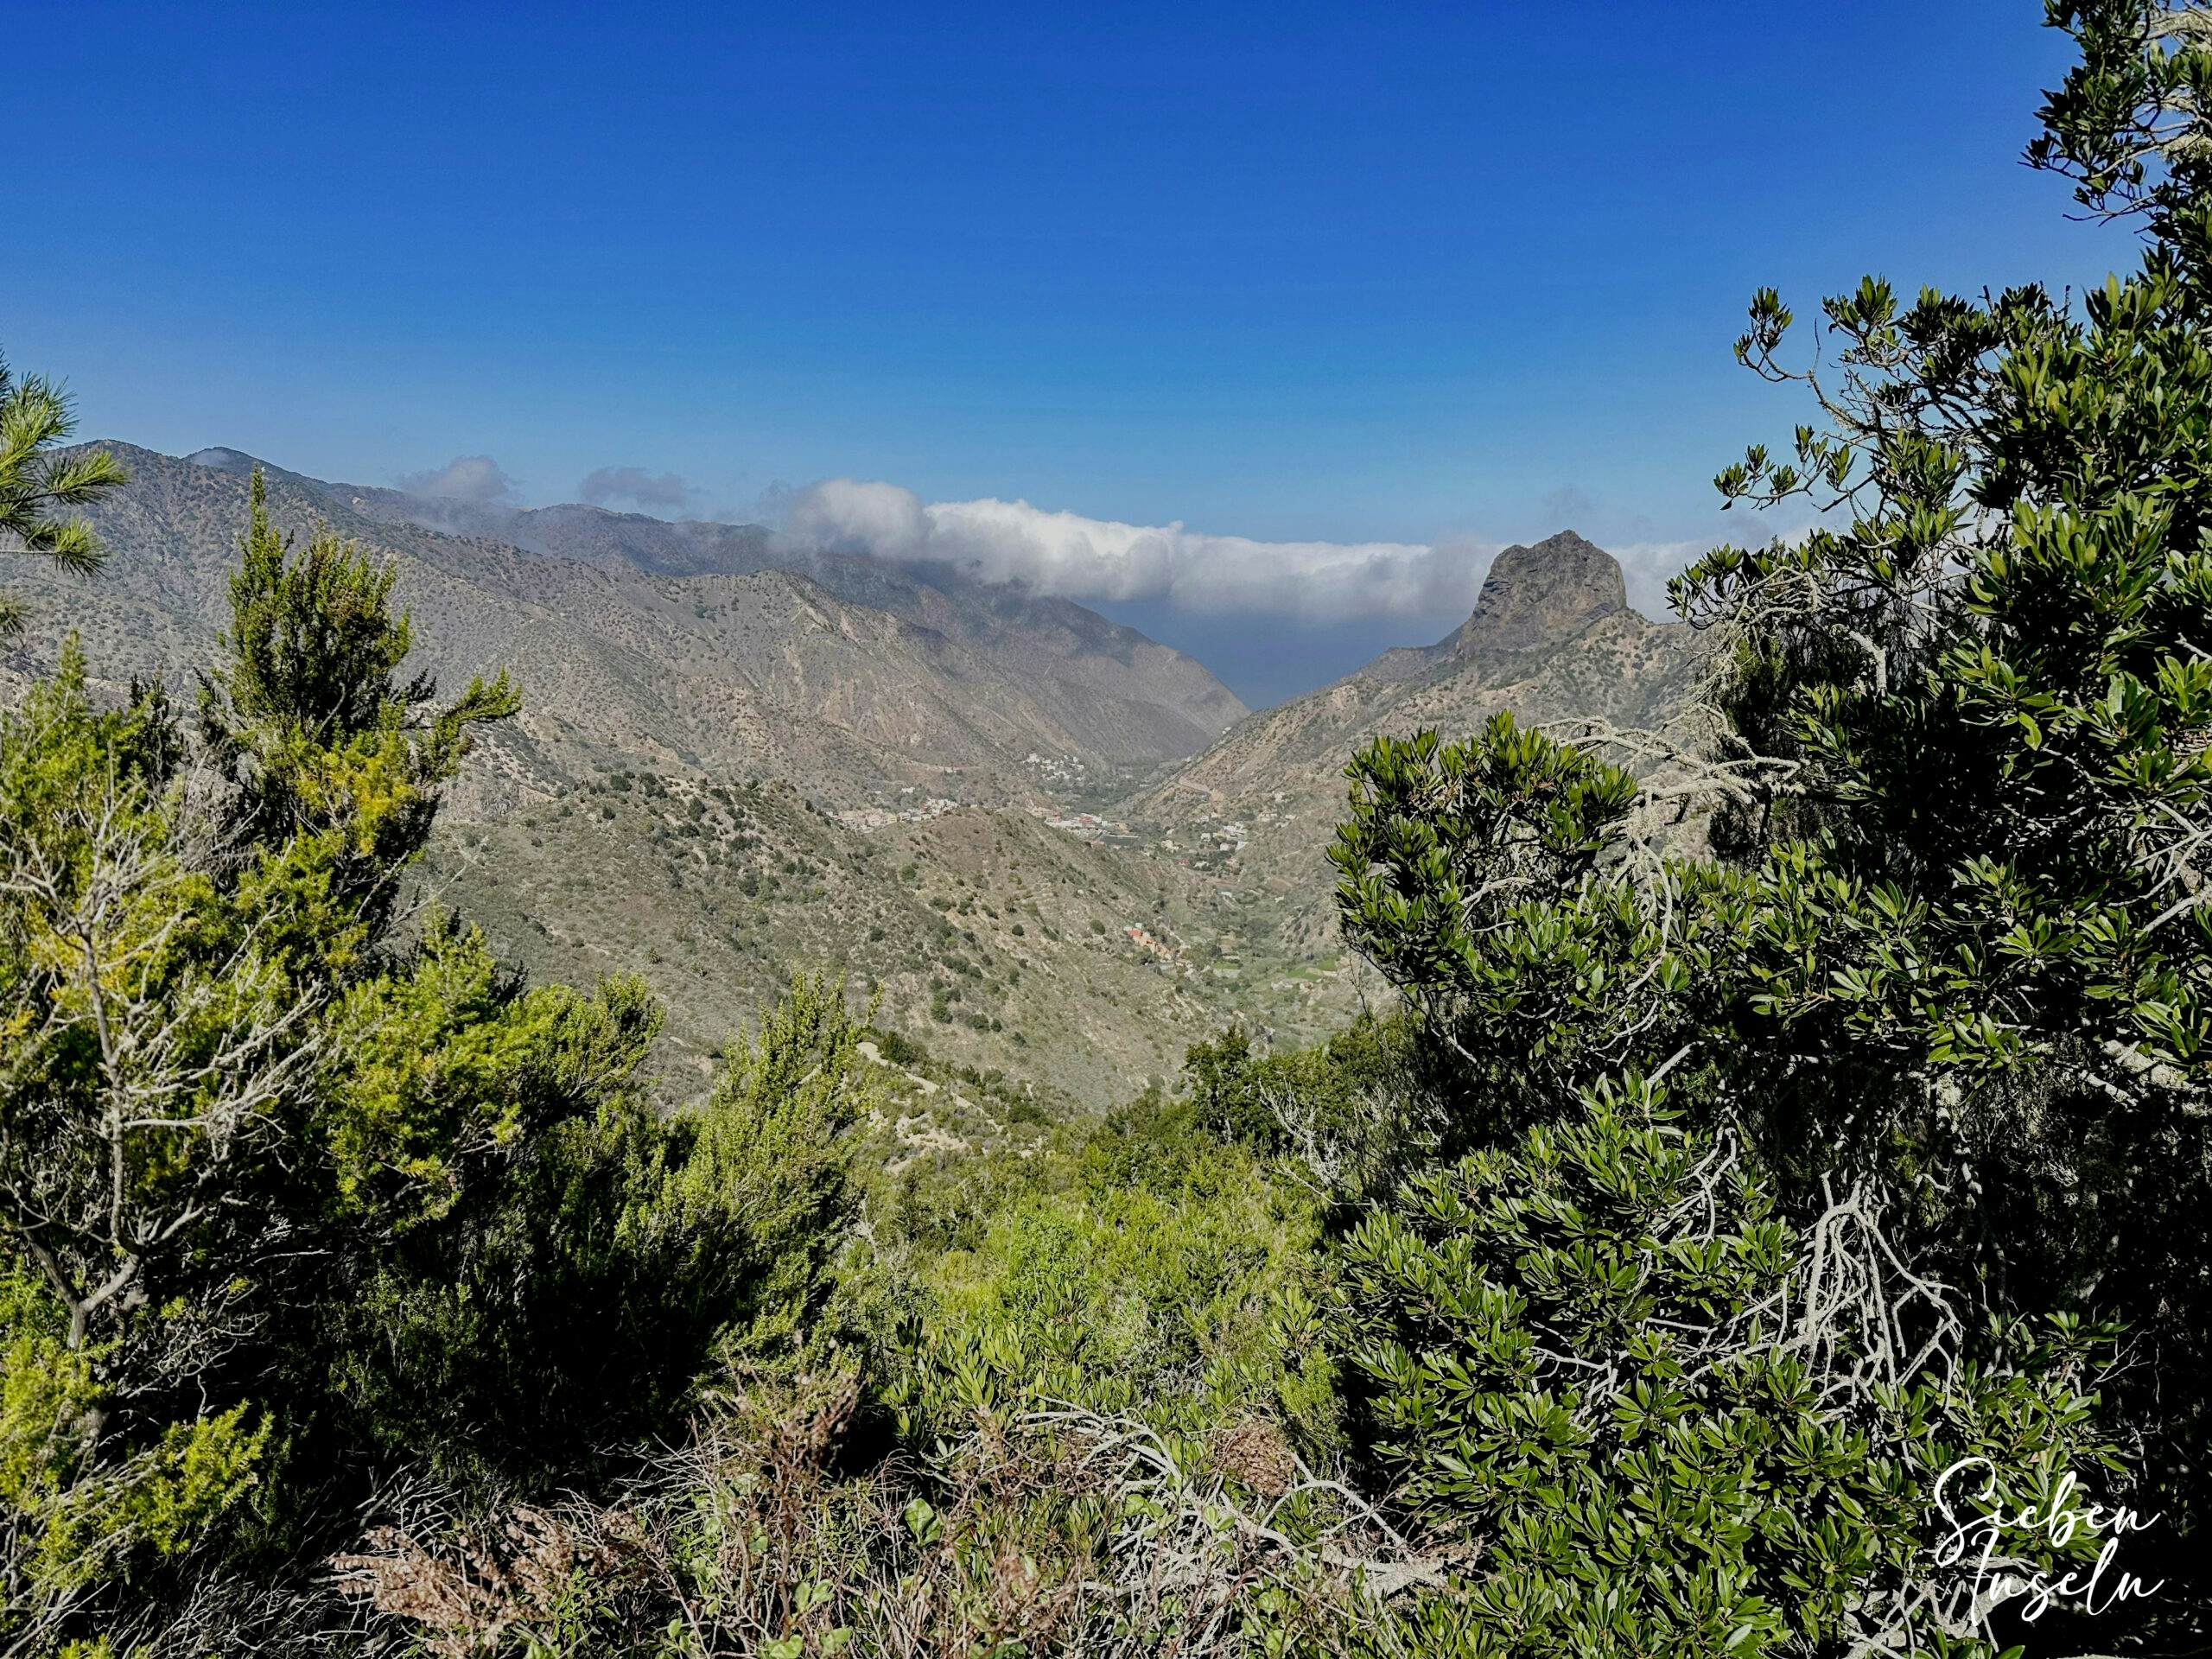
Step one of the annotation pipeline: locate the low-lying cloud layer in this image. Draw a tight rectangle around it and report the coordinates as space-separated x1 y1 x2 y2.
580 465 696 512
787 478 1700 620
397 454 516 503
788 478 1495 620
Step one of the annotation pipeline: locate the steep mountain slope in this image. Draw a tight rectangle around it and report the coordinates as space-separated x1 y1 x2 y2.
416 766 1307 1107
15 444 1244 799
4 451 1692 1102
1124 531 1705 958
215 452 1247 764
0 442 1283 1104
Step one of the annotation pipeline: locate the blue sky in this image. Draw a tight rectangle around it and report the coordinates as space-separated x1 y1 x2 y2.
6 2 2123 702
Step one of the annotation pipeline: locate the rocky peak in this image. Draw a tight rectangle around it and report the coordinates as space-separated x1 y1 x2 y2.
1453 529 1627 660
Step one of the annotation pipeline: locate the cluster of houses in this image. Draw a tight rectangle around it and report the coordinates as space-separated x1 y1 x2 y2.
835 791 966 832
1021 750 1090 786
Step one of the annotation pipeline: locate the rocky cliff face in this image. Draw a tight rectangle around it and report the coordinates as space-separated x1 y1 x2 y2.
1360 529 1631 684
1153 528 1690 803
1451 529 1628 660
1122 530 1703 971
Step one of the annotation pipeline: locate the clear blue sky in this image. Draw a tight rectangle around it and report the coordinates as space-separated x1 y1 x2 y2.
5 2 2126 701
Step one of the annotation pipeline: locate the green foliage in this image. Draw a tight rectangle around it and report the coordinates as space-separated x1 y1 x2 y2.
2 1266 267 1605
16 11 2212 1652
0 645 255 1342
311 926 667 1478
311 971 868 1489
320 911 657 1229
200 471 519 947
1338 1076 2120 1656
1331 715 1751 1145
0 350 124 639
1179 1012 1409 1153
632 972 873 1363
1664 0 2212 1575
873 1024 925 1067
0 482 872 1645
887 1089 1337 1458
1322 6 2212 1644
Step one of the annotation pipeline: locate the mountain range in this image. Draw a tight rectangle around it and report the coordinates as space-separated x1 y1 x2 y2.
4 447 1701 1102
29 443 1245 806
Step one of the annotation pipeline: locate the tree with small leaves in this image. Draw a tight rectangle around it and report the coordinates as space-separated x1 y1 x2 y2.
2 470 872 1649
0 352 124 639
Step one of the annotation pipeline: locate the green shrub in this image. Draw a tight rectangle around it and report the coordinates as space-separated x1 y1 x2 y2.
1337 1074 2122 1656
887 1098 1336 1454
0 486 872 1645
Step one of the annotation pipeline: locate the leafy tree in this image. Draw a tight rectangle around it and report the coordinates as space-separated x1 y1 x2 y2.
0 477 872 1648
1179 1013 1416 1173
313 960 873 1487
626 970 874 1369
1327 3 2212 1645
1332 717 1742 1141
1337 1075 2121 1657
0 647 299 1630
1667 0 2212 1581
200 469 518 944
0 353 124 639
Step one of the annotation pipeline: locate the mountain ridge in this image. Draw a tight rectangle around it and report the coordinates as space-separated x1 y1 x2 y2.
1119 529 1703 961
23 442 1246 798
0 441 1287 1103
4 450 1698 1100
186 446 1248 743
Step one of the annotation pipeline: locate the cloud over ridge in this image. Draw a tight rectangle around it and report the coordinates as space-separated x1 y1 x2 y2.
397 454 516 503
787 478 1497 620
581 465 696 512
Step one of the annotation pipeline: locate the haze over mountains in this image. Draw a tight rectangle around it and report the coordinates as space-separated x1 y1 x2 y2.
40 444 1246 803
5 442 1701 1102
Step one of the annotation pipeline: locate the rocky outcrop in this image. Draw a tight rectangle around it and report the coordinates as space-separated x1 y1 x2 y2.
1450 529 1628 662
1122 530 1703 974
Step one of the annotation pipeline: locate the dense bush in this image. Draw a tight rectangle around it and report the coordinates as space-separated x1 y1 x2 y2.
1178 1014 1414 1159
1337 1075 2120 1656
886 1096 1335 1450
1323 3 2212 1645
0 479 878 1649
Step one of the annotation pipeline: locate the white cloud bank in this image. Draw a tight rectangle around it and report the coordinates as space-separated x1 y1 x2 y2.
397 454 516 503
786 478 1703 620
790 478 1496 620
